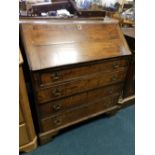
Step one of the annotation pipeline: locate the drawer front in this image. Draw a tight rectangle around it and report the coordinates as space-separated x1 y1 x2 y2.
19 123 29 146
36 69 127 103
40 94 119 132
34 58 129 88
38 83 123 118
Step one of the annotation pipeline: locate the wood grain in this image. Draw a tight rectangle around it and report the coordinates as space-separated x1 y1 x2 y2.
40 94 119 132
20 20 131 144
19 51 37 152
20 20 131 71
38 83 123 118
36 68 127 103
33 57 128 88
19 123 29 146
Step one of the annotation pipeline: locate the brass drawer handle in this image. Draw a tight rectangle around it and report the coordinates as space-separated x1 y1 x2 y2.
51 72 60 80
111 76 117 81
52 88 61 97
113 62 119 69
109 88 113 94
53 104 61 111
77 24 82 30
54 118 62 126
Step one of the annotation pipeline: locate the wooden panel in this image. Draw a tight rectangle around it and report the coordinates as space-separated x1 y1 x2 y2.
40 94 119 132
20 21 131 71
19 67 36 140
36 68 127 103
123 58 135 98
19 124 29 146
27 24 119 44
19 55 37 151
19 104 24 124
38 83 123 118
34 57 129 88
122 35 135 99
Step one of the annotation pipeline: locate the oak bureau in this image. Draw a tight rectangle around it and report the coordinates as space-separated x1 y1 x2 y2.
20 19 131 144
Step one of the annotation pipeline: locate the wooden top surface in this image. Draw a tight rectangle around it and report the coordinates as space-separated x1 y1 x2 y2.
20 20 131 71
19 17 117 24
121 27 135 38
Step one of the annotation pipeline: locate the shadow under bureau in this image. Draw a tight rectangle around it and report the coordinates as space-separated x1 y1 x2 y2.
20 19 131 144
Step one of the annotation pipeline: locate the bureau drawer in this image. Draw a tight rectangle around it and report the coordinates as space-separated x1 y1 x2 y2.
34 58 128 88
40 94 119 132
38 83 123 118
19 123 29 146
36 69 127 103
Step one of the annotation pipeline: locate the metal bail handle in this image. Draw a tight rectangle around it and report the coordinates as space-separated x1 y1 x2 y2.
53 104 61 111
54 118 62 126
52 88 61 97
77 24 82 30
51 72 60 80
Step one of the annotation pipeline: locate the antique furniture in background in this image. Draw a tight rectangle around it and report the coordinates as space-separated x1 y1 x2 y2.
30 1 74 16
20 18 131 144
118 27 135 106
19 0 106 17
19 50 37 152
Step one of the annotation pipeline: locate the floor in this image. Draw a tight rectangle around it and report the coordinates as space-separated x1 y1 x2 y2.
21 105 135 155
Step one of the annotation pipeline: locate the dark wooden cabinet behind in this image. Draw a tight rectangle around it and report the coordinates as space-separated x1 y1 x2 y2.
119 28 135 106
20 19 131 144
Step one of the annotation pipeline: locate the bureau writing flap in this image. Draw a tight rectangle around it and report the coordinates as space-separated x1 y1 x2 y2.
20 19 131 71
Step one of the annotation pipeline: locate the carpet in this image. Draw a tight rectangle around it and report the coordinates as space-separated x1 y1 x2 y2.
21 105 135 155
